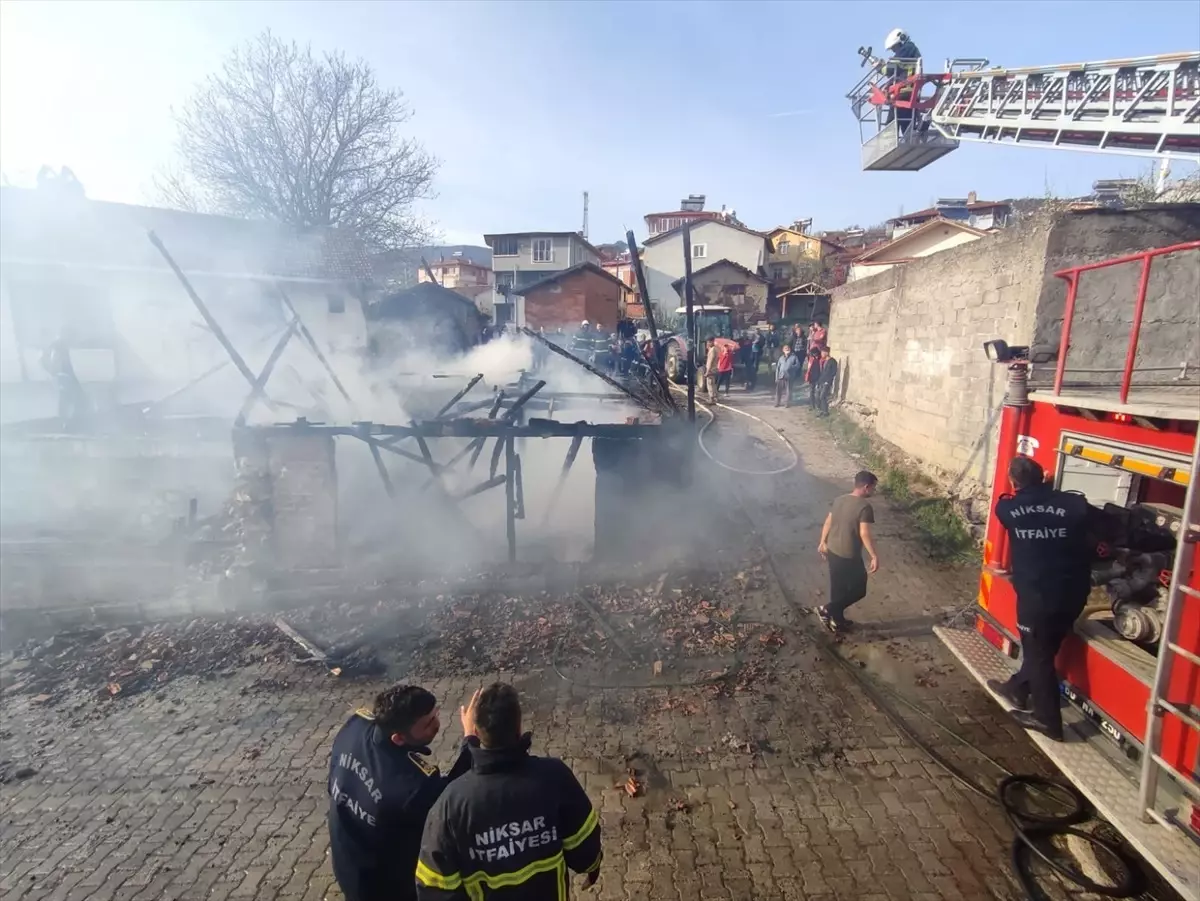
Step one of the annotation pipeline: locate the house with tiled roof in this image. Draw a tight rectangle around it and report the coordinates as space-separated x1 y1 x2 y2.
888 192 1013 236
638 218 770 322
848 218 989 282
0 176 375 423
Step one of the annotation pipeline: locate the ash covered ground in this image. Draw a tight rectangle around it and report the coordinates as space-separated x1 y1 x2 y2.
0 401 1168 901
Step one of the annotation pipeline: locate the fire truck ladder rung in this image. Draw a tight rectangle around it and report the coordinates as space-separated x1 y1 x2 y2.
1154 699 1200 733
1166 642 1200 666
931 53 1200 160
1139 430 1200 824
1150 755 1200 800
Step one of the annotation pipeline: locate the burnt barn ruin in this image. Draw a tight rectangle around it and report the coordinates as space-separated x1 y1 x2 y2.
0 212 694 645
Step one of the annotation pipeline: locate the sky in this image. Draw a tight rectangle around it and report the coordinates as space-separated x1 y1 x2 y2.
2 0 1197 246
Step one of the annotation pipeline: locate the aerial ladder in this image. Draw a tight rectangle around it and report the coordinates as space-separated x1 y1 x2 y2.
847 49 1200 171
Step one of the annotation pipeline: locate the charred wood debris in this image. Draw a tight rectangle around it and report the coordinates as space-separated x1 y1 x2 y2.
0 567 789 723
0 233 802 786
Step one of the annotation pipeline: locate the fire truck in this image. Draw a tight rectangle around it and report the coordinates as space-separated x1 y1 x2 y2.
849 42 1200 900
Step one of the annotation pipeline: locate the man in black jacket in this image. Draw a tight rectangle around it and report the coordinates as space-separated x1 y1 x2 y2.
988 456 1092 742
416 683 602 900
329 685 480 901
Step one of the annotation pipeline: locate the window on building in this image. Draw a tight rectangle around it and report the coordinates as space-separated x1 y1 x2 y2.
495 272 515 294
493 237 519 256
692 243 707 259
777 239 790 255
532 238 554 263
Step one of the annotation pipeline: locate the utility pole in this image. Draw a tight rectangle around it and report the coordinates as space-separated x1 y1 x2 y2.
582 191 589 241
682 223 697 422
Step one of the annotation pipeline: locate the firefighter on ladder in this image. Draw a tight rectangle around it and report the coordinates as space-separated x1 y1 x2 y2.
882 28 922 134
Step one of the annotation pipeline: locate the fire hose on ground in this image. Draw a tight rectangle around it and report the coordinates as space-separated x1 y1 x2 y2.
649 386 1151 898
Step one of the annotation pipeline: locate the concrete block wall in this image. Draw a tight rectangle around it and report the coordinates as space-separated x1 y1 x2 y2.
829 204 1200 496
1032 206 1200 387
831 218 1052 494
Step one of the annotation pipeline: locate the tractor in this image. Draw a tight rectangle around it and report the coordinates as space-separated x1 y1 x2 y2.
661 305 740 384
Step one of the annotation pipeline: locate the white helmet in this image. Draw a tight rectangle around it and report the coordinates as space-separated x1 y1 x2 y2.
884 28 907 51
581 319 589 326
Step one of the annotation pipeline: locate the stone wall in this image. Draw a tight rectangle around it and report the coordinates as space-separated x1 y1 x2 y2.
1032 206 1200 388
829 205 1200 495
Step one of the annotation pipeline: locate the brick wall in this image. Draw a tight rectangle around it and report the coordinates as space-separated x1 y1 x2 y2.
829 205 1200 496
522 269 621 331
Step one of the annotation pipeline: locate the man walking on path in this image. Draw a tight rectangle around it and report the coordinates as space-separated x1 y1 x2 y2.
773 344 800 407
803 348 822 408
814 346 838 416
817 471 880 633
703 337 720 404
986 456 1091 742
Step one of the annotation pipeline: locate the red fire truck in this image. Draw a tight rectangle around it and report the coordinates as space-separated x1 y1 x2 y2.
934 243 1200 900
846 42 1200 896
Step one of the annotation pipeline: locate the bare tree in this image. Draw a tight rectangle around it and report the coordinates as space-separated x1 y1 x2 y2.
159 31 437 249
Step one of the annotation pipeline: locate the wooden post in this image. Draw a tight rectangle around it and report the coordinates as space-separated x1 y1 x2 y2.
148 231 262 393
682 224 697 422
504 434 517 562
275 285 354 408
625 230 676 410
235 320 298 426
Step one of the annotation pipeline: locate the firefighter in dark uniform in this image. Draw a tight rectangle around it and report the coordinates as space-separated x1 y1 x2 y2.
987 455 1092 741
329 685 480 901
416 683 602 900
882 28 923 133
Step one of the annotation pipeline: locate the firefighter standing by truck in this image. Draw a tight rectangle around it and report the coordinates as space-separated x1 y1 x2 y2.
987 456 1092 742
329 686 481 901
416 683 602 900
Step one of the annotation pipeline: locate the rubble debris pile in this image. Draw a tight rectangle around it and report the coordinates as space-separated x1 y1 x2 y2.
1 618 293 711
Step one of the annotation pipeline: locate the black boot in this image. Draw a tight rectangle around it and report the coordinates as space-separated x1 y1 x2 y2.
986 678 1030 711
1010 710 1064 742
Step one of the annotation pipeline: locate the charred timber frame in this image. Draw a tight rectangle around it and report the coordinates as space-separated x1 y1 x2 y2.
275 418 667 440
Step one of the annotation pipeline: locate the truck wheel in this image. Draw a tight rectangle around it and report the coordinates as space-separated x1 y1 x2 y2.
666 345 684 383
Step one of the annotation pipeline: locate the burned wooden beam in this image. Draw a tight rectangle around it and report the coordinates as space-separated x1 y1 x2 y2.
519 328 652 408
468 390 507 472
489 431 506 479
540 434 585 526
681 223 698 423
275 285 355 408
148 230 266 398
264 417 662 440
505 435 517 563
625 229 677 411
513 452 525 520
375 440 436 467
433 374 484 418
366 437 396 499
235 320 298 426
454 474 507 500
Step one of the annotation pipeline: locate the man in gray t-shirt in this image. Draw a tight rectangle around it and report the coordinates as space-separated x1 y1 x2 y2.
817 471 880 632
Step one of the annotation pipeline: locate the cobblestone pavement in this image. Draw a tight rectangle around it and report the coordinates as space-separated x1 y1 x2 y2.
0 394 1076 901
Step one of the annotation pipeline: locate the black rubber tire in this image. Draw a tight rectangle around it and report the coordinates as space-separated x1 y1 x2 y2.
666 345 685 384
1012 825 1143 898
998 774 1089 826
